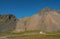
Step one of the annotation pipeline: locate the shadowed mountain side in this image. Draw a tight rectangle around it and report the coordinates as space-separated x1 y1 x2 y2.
0 14 17 32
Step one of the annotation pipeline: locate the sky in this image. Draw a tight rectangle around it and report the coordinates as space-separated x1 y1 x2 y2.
0 0 60 18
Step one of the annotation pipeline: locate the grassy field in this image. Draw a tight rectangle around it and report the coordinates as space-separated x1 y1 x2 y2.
8 34 60 39
0 30 60 39
7 31 60 39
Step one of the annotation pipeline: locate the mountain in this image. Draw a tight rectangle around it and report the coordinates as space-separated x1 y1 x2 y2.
0 14 17 32
0 8 60 33
14 8 60 32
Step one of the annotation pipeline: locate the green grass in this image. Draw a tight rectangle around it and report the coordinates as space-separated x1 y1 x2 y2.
8 34 60 39
7 30 60 39
1 30 60 39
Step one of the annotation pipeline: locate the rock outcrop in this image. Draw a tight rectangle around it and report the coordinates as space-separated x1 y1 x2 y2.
0 14 17 32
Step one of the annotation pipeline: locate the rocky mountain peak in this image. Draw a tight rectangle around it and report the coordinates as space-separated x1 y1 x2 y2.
38 8 51 16
42 7 51 12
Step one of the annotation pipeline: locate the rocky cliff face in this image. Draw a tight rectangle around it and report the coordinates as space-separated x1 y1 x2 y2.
14 8 60 32
0 14 17 32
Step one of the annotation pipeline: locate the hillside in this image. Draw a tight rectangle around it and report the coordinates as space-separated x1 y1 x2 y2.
1 8 60 39
14 8 60 32
0 8 60 33
0 14 17 32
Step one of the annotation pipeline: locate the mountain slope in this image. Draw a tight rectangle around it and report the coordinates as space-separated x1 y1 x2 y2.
0 14 17 32
15 8 60 32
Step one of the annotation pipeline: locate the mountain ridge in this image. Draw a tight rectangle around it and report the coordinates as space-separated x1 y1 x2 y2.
14 8 60 32
0 8 60 33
